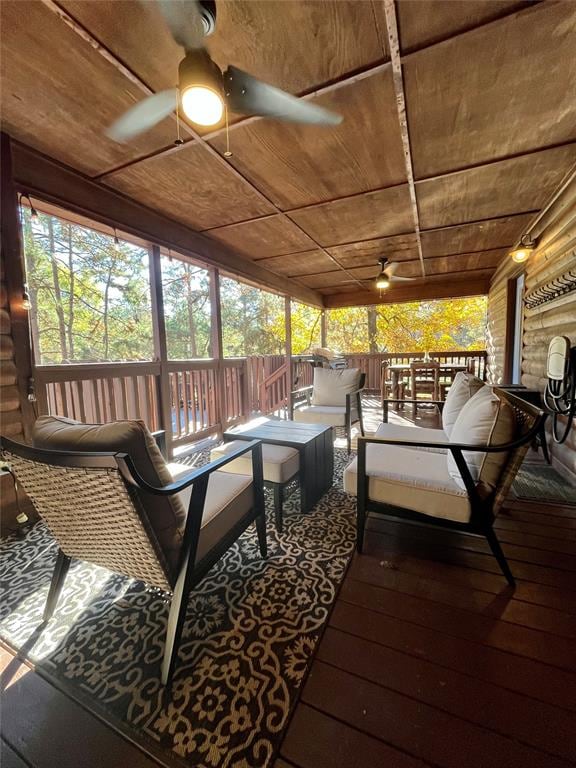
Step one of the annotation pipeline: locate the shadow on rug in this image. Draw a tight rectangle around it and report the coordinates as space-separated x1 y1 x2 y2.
0 449 356 768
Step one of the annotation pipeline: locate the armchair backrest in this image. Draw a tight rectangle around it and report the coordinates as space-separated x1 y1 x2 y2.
491 389 545 515
31 416 186 575
311 367 364 406
0 437 173 591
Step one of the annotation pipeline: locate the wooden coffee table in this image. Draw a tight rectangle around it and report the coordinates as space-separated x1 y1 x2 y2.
223 419 334 513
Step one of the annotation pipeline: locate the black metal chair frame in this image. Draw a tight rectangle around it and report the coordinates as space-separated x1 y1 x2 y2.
292 372 366 454
0 436 266 686
356 390 546 586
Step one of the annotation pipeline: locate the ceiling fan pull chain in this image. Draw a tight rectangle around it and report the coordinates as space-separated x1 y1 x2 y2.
174 91 184 146
224 101 232 157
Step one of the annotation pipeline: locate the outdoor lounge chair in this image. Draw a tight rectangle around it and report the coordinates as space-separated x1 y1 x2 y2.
344 388 546 586
292 367 366 453
0 417 267 685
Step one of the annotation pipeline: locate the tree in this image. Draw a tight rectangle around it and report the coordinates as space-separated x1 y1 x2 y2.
325 298 487 353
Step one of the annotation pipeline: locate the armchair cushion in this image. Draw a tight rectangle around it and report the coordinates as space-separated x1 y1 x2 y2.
293 405 346 427
447 386 516 492
344 443 471 523
442 372 485 436
375 422 448 452
33 415 186 573
168 464 254 565
311 367 362 406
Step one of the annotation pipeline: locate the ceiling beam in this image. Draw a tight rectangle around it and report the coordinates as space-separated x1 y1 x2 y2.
11 140 324 307
380 0 425 278
322 276 492 308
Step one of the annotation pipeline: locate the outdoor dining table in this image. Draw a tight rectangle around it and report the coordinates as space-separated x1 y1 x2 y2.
384 362 469 402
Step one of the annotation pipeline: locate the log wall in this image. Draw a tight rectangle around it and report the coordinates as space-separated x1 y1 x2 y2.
486 175 576 479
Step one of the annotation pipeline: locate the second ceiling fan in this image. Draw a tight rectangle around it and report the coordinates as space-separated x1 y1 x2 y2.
108 0 343 142
374 258 416 290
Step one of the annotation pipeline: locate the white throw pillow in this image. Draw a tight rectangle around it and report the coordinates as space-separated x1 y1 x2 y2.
311 367 362 406
442 371 486 436
447 386 516 492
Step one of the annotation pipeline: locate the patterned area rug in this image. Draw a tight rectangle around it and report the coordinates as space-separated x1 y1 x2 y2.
0 449 355 768
512 463 576 503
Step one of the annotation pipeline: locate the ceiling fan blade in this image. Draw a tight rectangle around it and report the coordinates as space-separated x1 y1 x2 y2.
390 275 416 282
107 89 178 142
384 261 400 276
156 0 206 50
224 66 343 126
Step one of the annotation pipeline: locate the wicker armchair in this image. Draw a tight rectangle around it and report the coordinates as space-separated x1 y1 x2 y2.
0 434 266 685
344 389 546 586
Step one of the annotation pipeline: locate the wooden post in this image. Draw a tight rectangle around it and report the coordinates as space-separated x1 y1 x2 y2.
285 296 293 419
149 244 173 458
209 268 226 430
321 309 327 348
0 132 36 441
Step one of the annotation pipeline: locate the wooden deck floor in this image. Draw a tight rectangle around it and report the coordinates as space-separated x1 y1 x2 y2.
277 496 576 768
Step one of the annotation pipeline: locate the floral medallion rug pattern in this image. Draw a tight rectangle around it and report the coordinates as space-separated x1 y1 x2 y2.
0 449 356 767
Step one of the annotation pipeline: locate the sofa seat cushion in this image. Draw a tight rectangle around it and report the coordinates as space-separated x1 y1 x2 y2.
375 423 448 452
33 416 185 574
311 367 362 406
442 372 485 435
293 405 346 427
343 444 471 523
169 466 254 565
209 440 299 484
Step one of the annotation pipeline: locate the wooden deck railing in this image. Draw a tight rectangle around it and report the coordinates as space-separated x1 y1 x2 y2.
34 349 486 455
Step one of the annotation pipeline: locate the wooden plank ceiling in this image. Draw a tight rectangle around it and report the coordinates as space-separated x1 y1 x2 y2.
1 0 575 307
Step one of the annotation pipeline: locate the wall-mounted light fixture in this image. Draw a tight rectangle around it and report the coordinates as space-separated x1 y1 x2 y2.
19 193 39 220
22 284 32 311
113 228 120 252
509 234 537 264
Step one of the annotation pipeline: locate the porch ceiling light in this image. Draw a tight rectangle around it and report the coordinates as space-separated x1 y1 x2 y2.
179 51 224 127
509 235 537 264
375 276 391 289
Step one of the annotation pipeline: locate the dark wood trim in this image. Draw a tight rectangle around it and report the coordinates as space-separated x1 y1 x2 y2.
503 277 519 384
209 267 226 432
149 244 173 458
284 297 293 418
320 310 327 347
0 133 37 441
10 140 323 308
322 276 492 307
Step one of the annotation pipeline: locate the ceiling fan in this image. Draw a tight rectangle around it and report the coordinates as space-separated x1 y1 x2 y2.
374 258 416 290
107 0 343 142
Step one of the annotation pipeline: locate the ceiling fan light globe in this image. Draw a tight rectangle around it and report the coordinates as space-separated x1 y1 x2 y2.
375 276 390 290
181 85 223 126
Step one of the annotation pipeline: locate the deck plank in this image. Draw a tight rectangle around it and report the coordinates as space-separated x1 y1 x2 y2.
301 662 570 768
316 627 576 761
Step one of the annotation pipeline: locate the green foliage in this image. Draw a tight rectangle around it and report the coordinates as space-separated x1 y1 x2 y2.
221 277 285 357
23 208 487 367
162 257 211 359
23 209 153 364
